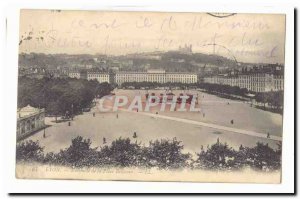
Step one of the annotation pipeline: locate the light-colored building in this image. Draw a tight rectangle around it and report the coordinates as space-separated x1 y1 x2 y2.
87 71 110 83
115 69 197 85
166 73 197 84
17 105 45 140
203 73 284 93
68 70 89 79
68 71 80 79
273 74 284 91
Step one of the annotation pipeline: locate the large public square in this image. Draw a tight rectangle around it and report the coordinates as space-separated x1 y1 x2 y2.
24 89 283 154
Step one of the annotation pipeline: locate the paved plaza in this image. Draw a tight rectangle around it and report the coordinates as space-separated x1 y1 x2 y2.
24 89 283 154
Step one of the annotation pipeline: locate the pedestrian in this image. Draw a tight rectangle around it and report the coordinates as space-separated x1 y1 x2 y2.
103 137 107 144
267 132 270 138
116 114 119 119
93 112 95 117
133 132 137 138
43 129 46 138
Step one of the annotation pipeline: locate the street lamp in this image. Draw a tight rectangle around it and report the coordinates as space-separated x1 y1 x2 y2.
71 103 74 120
43 127 46 138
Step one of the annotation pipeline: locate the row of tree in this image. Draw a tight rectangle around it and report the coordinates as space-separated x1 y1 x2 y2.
18 77 114 118
16 136 281 171
197 83 249 97
254 91 284 110
198 83 283 110
199 83 284 113
120 81 283 112
120 82 249 97
120 81 198 90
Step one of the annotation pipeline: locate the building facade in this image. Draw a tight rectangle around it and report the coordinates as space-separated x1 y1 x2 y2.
203 73 284 93
17 105 45 140
68 71 81 79
115 69 197 85
87 71 110 83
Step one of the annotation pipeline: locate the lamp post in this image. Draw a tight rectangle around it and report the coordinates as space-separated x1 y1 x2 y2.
43 128 46 138
71 103 74 120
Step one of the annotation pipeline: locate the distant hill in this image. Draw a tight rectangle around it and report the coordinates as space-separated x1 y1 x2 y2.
116 51 238 72
19 51 239 72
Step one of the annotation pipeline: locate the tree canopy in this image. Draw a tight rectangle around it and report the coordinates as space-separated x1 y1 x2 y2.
18 77 114 116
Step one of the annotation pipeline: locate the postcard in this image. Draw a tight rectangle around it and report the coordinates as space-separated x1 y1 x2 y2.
15 9 286 183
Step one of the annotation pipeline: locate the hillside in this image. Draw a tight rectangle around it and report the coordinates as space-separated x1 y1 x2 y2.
19 51 239 72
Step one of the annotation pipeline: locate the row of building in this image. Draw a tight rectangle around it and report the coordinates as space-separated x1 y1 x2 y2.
68 69 198 85
68 68 284 93
22 64 284 93
115 69 198 85
68 70 110 83
203 72 284 92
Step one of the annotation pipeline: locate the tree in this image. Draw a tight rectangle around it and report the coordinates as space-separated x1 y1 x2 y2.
146 138 191 169
16 140 44 162
55 136 99 167
271 91 284 109
65 136 93 165
17 136 282 171
255 93 268 108
99 137 144 167
46 101 61 122
194 139 239 170
246 142 281 171
18 77 114 117
96 82 113 97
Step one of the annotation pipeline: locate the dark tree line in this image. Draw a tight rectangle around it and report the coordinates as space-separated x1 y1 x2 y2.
194 139 281 171
16 136 281 171
198 83 283 111
198 83 249 97
18 77 114 118
121 82 283 111
254 91 284 110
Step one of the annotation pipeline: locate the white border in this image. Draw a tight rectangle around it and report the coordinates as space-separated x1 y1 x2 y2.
1 0 295 194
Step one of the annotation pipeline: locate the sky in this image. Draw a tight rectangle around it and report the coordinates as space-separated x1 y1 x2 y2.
19 10 286 64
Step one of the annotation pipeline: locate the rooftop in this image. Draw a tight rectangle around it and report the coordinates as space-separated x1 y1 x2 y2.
17 105 44 119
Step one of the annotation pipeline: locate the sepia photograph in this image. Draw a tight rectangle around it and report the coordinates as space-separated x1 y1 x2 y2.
15 9 286 183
